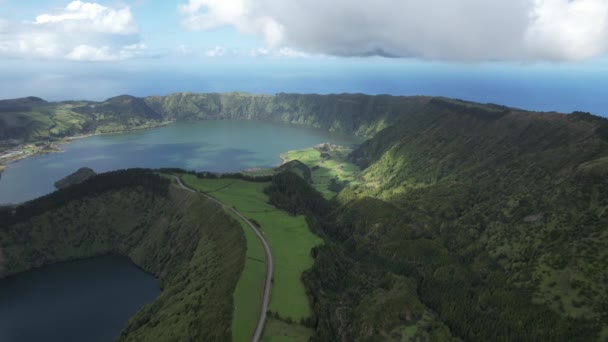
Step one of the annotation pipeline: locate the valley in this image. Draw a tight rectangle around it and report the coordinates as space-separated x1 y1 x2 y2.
3 0 607 340
0 93 607 341
180 175 319 341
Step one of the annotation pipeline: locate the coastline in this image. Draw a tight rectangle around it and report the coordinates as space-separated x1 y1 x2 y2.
0 121 175 172
279 152 290 165
64 120 175 142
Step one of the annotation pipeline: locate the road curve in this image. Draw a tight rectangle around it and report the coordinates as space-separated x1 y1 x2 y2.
174 176 273 342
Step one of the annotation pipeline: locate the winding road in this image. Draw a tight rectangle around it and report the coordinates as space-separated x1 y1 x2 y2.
174 176 273 342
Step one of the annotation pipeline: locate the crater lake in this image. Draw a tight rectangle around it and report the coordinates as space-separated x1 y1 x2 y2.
0 120 359 205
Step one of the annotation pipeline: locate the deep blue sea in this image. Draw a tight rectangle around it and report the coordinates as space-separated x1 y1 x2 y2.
1 59 606 117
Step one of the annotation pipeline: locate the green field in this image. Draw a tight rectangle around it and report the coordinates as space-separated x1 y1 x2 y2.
180 175 319 338
261 318 314 342
281 148 361 198
229 210 266 342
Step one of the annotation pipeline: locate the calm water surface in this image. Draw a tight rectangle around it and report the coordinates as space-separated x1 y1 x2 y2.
0 256 160 342
0 120 359 204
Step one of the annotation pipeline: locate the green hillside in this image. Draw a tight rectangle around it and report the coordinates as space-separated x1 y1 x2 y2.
0 169 246 341
145 92 430 136
1 93 608 340
0 93 432 147
259 167 605 341
335 100 608 340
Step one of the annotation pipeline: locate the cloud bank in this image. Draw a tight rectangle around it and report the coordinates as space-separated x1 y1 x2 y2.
179 0 608 62
0 1 145 61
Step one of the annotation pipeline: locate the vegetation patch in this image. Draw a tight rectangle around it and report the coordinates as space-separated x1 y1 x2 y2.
0 170 246 341
281 146 361 198
344 105 608 340
227 210 266 342
261 318 314 342
181 175 321 339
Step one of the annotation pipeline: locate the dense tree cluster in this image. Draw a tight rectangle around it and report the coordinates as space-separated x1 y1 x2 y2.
0 169 170 227
0 169 245 341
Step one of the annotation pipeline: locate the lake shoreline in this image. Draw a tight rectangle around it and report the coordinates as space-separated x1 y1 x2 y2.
0 252 158 281
0 121 175 172
64 120 175 142
279 152 290 165
0 120 360 205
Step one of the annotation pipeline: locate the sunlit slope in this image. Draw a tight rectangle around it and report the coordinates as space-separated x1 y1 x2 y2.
342 100 608 340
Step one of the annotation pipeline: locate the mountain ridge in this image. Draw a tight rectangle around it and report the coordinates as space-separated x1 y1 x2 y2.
3 92 603 147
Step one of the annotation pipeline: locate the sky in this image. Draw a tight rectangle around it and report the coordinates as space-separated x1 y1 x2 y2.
1 0 608 116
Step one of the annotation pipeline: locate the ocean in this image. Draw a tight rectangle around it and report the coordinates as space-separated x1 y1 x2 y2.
1 59 606 117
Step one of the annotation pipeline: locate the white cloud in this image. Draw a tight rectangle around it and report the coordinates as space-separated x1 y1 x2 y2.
0 1 144 61
526 0 608 60
173 45 308 59
66 43 146 61
204 46 228 57
249 47 310 58
178 0 285 47
175 44 193 56
178 0 608 62
35 0 137 34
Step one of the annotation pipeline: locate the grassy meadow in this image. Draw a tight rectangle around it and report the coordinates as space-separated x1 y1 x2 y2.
228 210 266 342
281 147 361 198
180 175 319 339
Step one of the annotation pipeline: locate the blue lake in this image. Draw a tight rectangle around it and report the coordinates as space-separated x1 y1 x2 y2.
0 120 359 205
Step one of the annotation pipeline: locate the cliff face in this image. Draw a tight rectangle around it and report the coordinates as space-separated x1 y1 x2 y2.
0 93 433 142
2 92 605 145
145 92 432 137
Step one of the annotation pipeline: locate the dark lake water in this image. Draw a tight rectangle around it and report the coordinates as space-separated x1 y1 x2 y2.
0 255 160 342
0 120 359 204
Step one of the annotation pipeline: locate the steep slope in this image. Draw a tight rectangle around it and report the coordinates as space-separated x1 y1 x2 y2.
72 95 164 131
0 97 47 109
262 162 603 341
0 95 163 143
265 173 458 341
145 92 431 137
1 92 431 145
343 99 608 340
0 99 89 141
0 169 246 341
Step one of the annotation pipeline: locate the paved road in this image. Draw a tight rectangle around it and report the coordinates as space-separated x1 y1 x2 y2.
174 176 273 342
